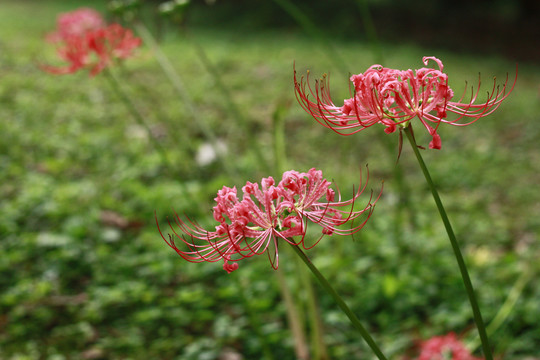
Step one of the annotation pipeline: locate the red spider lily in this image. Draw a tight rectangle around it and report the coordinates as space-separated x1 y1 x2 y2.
417 333 483 360
294 57 516 149
43 9 141 76
157 168 381 273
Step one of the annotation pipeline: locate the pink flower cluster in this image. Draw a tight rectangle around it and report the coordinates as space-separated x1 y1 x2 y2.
43 8 141 76
417 333 483 360
157 168 380 273
295 57 515 149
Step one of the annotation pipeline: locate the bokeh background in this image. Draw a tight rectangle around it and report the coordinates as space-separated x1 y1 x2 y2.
1 0 539 359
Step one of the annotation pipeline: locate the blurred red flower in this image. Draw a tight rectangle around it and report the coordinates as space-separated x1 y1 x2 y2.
43 8 141 76
417 333 483 360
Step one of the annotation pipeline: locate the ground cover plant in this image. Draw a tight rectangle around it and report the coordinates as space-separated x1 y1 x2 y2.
1 0 540 359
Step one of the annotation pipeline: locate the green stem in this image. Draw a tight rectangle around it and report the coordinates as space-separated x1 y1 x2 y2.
103 68 173 172
355 0 419 240
134 23 238 180
385 134 418 245
273 105 287 175
275 266 310 360
354 0 383 64
469 264 533 352
189 38 270 173
235 274 275 360
271 0 351 76
289 243 388 360
403 125 493 360
273 106 312 360
299 259 329 359
103 69 201 208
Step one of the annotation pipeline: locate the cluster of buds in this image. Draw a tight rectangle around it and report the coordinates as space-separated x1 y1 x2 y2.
295 57 515 149
157 168 380 273
43 8 141 76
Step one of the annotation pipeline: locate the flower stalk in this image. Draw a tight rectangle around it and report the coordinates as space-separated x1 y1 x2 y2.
133 22 240 179
273 110 329 360
235 274 276 360
289 243 388 360
275 265 310 360
469 263 533 353
272 103 310 359
103 68 173 173
403 124 492 360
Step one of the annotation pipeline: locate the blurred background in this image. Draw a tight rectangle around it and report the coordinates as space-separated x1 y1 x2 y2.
1 0 539 359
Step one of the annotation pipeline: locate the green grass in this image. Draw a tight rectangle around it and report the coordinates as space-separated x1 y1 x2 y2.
1 1 540 359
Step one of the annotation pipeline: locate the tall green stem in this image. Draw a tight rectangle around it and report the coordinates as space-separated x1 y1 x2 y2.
289 243 388 360
189 38 270 172
275 266 310 360
103 68 172 172
134 23 237 180
273 105 322 359
271 0 351 76
235 275 275 360
298 259 329 360
104 69 201 207
354 0 383 64
403 125 493 360
469 264 533 352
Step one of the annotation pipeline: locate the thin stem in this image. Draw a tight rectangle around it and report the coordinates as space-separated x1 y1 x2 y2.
134 23 238 181
289 243 388 360
235 274 275 360
273 107 312 360
386 135 418 245
403 125 493 360
273 104 287 175
271 0 351 76
103 68 173 172
275 266 310 360
103 69 202 208
468 264 533 352
354 0 383 64
189 38 270 172
298 258 329 359
354 0 419 239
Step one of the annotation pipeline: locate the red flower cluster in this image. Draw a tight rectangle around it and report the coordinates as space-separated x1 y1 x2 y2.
157 168 380 273
43 8 141 76
417 333 483 360
294 57 515 149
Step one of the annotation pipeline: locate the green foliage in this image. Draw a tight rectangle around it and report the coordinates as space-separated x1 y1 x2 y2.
1 0 539 359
